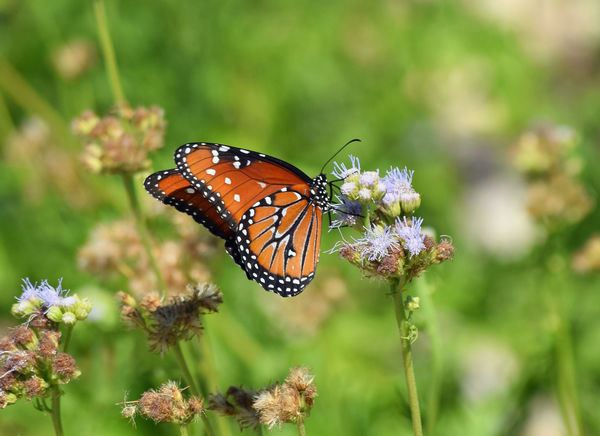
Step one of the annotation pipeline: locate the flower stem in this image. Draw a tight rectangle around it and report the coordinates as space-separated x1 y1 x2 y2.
391 280 423 436
62 325 74 353
0 58 75 146
179 424 189 436
549 289 583 436
173 342 215 436
93 0 125 103
416 279 441 436
297 420 306 436
50 387 64 436
122 174 167 295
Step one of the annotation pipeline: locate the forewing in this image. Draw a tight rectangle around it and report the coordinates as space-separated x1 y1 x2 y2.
235 185 323 297
174 143 311 230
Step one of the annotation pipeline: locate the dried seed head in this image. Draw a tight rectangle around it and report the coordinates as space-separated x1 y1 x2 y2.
132 382 203 425
139 390 174 423
4 350 36 375
52 353 81 381
37 330 61 359
23 376 49 398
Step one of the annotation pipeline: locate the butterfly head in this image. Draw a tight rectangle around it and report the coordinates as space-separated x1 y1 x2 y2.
310 174 331 212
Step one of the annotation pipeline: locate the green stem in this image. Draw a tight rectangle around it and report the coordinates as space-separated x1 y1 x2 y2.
391 280 423 436
0 58 75 147
122 174 167 295
93 0 125 103
297 420 306 436
416 279 441 436
50 387 64 436
549 289 583 436
0 89 15 136
179 424 189 436
62 325 74 353
173 342 215 436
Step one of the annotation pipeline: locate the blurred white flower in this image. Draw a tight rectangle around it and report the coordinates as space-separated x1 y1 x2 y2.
521 395 564 436
461 175 541 258
460 341 519 403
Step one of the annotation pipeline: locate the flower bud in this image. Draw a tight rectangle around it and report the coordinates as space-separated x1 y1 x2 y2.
74 306 89 320
400 192 421 215
0 391 18 409
406 296 420 312
46 306 64 323
11 299 40 317
62 311 77 325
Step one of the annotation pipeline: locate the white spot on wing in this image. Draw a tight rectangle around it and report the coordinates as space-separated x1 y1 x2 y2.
186 188 195 194
225 177 231 185
234 194 241 202
206 169 216 176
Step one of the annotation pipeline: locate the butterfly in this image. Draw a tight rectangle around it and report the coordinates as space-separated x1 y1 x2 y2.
144 142 332 297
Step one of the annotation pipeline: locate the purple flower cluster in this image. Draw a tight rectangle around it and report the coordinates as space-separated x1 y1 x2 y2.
330 157 421 228
17 278 76 308
327 155 454 281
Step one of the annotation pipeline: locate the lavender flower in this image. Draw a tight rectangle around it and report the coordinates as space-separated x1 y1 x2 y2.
36 279 74 307
359 171 379 187
331 155 361 180
381 167 421 216
17 279 40 303
12 279 92 324
395 217 426 257
330 195 363 228
356 225 400 262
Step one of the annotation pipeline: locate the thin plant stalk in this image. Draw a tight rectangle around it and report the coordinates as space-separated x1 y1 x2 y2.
548 288 583 436
173 342 215 436
62 325 74 353
47 324 75 436
179 424 189 436
93 0 125 103
416 279 442 436
391 280 423 436
50 387 64 436
122 174 167 295
297 420 306 436
0 58 75 145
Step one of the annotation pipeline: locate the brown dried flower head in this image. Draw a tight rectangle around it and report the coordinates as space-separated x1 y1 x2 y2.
72 102 166 175
122 381 204 425
250 366 317 430
79 216 212 296
118 283 223 354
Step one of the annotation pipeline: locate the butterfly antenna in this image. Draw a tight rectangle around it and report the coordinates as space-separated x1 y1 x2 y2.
320 138 361 174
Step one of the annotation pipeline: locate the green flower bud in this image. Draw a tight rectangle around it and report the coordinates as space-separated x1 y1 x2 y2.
0 392 18 408
74 306 88 320
406 296 420 312
61 312 77 325
400 194 421 215
11 299 40 318
46 306 64 323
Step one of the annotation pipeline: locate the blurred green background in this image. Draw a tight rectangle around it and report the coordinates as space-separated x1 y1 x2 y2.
1 0 600 435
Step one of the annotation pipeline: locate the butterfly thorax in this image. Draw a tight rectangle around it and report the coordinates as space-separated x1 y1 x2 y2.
309 174 330 212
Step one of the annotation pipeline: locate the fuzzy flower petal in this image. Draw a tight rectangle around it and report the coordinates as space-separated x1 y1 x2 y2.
395 217 426 257
330 195 363 228
355 225 400 262
17 279 39 303
331 155 361 180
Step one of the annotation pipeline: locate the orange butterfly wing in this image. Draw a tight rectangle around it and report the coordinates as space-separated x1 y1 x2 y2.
235 185 323 296
175 143 311 229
